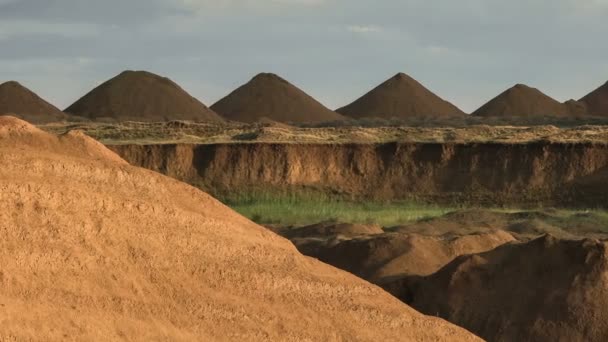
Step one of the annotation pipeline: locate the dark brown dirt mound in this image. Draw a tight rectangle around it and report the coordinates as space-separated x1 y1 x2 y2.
472 84 575 117
210 73 346 123
0 115 480 341
336 73 466 119
290 229 513 282
65 70 223 122
0 81 67 123
397 235 608 342
284 221 383 239
581 81 608 117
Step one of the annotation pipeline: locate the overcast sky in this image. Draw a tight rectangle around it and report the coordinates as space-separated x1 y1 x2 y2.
1 0 607 112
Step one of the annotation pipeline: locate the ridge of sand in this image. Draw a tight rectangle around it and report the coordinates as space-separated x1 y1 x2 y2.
65 70 223 122
210 73 346 123
472 83 576 117
336 73 466 119
581 80 608 117
0 116 480 341
0 81 67 123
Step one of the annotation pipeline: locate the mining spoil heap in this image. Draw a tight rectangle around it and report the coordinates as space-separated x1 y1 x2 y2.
0 81 67 123
394 235 608 342
581 81 608 116
65 70 223 122
337 73 466 119
473 84 575 117
211 73 346 123
0 116 480 341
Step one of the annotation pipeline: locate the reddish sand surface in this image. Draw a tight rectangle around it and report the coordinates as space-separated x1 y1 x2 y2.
0 116 480 341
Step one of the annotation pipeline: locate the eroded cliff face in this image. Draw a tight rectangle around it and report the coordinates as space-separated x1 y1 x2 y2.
109 142 608 207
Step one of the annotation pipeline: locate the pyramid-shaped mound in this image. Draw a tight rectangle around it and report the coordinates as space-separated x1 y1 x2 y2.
0 81 67 123
65 70 223 122
336 73 466 119
211 73 346 123
396 235 608 342
0 115 480 341
580 80 608 116
472 84 572 117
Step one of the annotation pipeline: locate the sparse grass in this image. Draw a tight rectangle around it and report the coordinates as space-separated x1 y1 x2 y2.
39 120 608 145
218 191 456 226
218 190 608 230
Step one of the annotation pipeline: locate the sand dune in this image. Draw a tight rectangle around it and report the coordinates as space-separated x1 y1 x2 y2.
0 116 479 341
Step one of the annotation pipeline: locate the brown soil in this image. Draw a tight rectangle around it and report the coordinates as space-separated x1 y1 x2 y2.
396 235 608 342
0 115 480 341
210 73 346 123
292 230 513 282
0 81 67 123
283 221 384 239
472 84 579 117
337 73 466 119
581 81 608 117
64 70 223 122
111 142 608 207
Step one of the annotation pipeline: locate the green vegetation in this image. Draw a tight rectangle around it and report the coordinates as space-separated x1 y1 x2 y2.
218 191 456 226
218 191 608 231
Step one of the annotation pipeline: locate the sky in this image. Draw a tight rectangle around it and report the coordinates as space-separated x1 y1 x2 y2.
1 0 607 113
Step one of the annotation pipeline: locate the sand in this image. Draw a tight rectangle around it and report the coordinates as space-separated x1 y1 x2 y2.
399 235 608 342
0 116 480 341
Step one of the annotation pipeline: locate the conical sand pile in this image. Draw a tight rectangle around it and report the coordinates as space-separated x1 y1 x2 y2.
581 81 608 116
0 81 67 123
397 235 608 342
65 70 223 122
0 116 479 341
211 73 346 123
336 73 466 119
472 84 573 117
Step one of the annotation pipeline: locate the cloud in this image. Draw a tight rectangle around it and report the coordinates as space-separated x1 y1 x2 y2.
1 0 607 113
0 19 101 40
347 25 382 34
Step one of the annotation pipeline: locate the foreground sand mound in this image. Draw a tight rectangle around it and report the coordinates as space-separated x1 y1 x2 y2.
211 73 346 123
0 116 479 341
336 73 466 119
65 70 223 122
289 229 513 283
581 81 608 116
397 235 608 342
0 81 67 123
472 84 575 117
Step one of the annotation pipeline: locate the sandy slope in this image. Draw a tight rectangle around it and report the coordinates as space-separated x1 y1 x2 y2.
0 116 480 341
